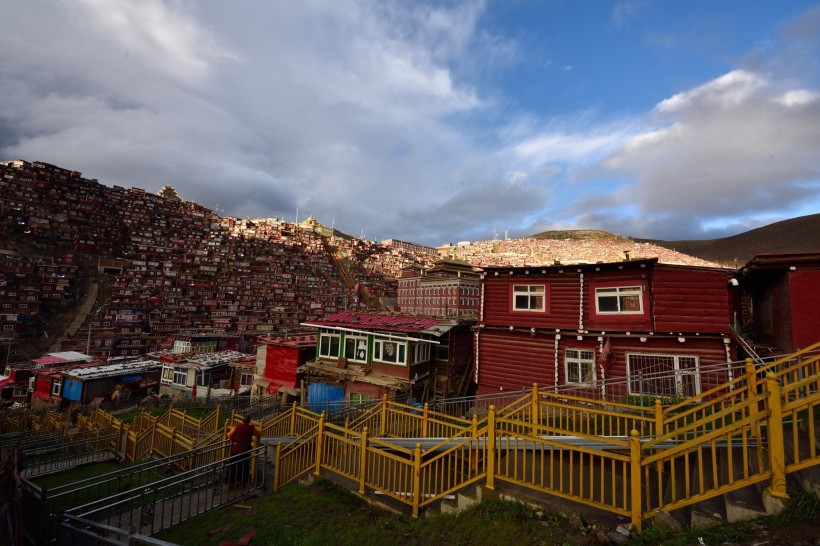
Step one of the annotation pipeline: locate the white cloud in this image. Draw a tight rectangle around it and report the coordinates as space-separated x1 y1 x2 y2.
587 69 820 238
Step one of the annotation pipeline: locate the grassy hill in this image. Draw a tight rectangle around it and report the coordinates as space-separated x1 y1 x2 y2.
531 229 631 243
530 214 820 267
640 213 820 266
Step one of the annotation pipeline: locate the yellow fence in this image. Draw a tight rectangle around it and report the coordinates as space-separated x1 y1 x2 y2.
272 349 820 532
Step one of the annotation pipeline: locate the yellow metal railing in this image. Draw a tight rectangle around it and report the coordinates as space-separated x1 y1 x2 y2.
272 355 820 531
347 397 473 439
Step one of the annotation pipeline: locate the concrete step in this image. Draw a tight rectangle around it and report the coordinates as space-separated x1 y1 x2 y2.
722 445 767 523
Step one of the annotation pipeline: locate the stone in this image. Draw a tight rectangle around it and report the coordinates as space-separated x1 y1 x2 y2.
607 530 630 544
653 510 682 533
690 509 722 530
567 511 584 529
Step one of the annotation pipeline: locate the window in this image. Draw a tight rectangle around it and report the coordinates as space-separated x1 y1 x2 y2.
373 338 406 365
513 285 546 312
51 378 62 396
318 332 341 358
173 367 187 385
595 286 643 314
240 372 254 386
344 335 369 363
161 366 174 384
350 392 373 405
565 349 595 385
626 353 700 398
412 341 431 364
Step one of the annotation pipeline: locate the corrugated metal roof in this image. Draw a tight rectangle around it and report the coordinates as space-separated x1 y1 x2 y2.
32 351 91 365
64 360 161 380
304 312 439 333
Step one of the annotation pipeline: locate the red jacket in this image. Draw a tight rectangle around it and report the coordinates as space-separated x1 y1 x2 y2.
228 422 257 454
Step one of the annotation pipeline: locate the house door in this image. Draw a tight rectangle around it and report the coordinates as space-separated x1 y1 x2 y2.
626 353 701 399
306 382 344 413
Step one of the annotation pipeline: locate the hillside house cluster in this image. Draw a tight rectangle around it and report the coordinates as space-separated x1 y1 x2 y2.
0 159 434 360
0 253 80 338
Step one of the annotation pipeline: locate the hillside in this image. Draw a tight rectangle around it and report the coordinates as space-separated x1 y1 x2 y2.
639 213 820 266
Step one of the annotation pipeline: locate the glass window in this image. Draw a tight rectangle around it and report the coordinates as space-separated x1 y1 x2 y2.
344 335 369 363
595 286 643 314
173 367 187 385
373 338 407 365
319 332 341 358
350 392 373 405
565 349 595 385
513 285 546 312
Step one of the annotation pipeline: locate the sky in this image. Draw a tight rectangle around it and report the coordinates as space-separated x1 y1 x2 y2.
1 1 819 246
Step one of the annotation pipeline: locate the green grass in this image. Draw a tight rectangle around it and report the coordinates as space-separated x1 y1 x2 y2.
33 461 126 489
154 479 569 546
629 489 820 546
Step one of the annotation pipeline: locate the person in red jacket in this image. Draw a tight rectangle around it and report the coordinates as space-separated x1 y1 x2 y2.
227 415 260 484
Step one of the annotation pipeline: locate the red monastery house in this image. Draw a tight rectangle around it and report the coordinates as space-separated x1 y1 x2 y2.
476 258 737 400
300 312 473 406
735 252 820 354
251 333 316 401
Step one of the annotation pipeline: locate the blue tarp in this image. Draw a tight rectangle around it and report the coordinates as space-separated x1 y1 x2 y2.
63 379 83 401
121 374 142 382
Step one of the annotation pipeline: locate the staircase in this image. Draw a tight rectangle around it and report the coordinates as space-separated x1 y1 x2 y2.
266 344 820 533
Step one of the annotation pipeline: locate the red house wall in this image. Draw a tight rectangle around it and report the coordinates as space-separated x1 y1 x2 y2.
652 266 732 333
476 329 555 395
482 271 580 329
264 345 299 388
584 270 651 331
789 270 820 350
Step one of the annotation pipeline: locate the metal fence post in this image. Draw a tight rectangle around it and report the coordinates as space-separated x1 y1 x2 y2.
314 412 325 477
422 404 429 437
358 427 368 494
764 373 789 500
380 395 388 436
274 442 282 491
487 405 496 490
412 442 422 517
630 429 642 534
654 399 663 437
531 383 539 437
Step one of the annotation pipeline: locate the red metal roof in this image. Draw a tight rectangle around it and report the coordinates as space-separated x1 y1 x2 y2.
304 312 439 333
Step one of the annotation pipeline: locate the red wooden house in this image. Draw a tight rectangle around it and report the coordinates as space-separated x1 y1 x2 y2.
735 252 820 353
476 258 736 400
300 312 473 405
250 333 316 400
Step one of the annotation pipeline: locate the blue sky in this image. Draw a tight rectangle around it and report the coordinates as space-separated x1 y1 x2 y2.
1 1 819 246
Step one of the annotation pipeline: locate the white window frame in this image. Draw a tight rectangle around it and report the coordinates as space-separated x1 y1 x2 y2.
318 332 341 358
373 337 407 365
595 286 643 314
239 372 254 386
350 392 373 405
564 348 596 385
173 367 188 386
161 366 174 384
412 342 431 364
512 284 546 312
344 335 369 363
51 378 62 396
625 353 701 397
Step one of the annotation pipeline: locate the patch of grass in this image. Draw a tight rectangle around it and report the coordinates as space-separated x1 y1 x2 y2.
630 520 754 546
770 488 820 527
32 461 125 488
155 480 569 546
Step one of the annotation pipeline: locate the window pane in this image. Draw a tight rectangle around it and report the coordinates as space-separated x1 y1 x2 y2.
620 294 641 311
597 295 618 312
